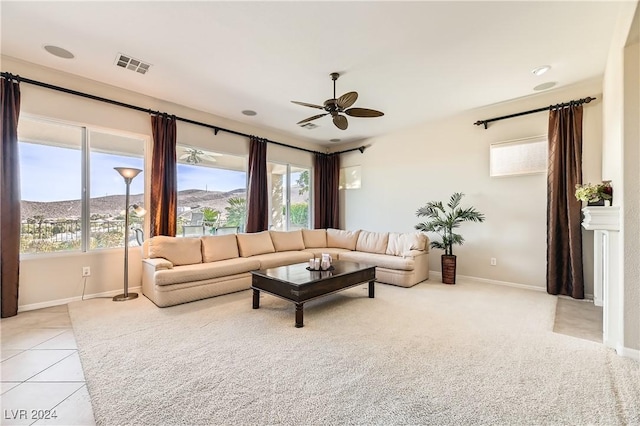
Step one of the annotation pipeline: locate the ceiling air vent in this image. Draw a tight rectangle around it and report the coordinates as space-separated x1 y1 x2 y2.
115 53 151 75
300 122 318 129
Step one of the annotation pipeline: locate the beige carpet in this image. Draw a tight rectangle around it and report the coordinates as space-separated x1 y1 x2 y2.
68 279 639 425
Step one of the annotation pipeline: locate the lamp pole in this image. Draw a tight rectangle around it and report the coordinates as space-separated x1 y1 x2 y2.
113 167 142 301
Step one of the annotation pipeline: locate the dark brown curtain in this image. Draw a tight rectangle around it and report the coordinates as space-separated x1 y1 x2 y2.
313 153 340 229
246 137 268 233
1 75 21 318
547 103 584 299
150 114 177 237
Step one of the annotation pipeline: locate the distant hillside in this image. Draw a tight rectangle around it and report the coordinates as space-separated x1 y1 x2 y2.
21 186 307 220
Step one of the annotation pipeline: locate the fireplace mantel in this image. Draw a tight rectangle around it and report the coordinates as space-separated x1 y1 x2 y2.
580 205 620 347
581 206 620 231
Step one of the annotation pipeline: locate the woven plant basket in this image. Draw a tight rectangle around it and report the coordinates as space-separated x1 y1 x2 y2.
441 254 457 285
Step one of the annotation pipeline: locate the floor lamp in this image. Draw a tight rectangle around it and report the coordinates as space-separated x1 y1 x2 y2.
113 167 143 302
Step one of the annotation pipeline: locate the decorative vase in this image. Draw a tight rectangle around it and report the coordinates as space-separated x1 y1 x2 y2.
587 199 605 206
441 254 457 285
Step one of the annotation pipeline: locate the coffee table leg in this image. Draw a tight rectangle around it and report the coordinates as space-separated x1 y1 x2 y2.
252 289 260 309
369 280 375 298
295 303 304 328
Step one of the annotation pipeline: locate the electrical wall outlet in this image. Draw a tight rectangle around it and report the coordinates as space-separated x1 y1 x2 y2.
490 258 497 266
82 266 91 277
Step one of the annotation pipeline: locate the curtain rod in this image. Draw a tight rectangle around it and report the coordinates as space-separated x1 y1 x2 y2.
473 96 596 129
1 72 364 156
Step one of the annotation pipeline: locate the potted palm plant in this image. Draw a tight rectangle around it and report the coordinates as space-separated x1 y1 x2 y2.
415 193 485 284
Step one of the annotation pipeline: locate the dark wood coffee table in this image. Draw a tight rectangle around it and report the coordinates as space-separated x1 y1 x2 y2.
251 260 376 328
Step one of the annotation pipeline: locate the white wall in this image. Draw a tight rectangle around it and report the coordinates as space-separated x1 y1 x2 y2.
602 1 639 355
3 56 320 310
339 79 603 293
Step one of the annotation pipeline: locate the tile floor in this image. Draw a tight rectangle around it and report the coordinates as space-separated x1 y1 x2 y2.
553 296 603 343
0 305 95 426
0 294 603 426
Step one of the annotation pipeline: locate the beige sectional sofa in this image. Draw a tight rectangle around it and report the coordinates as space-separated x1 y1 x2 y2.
141 228 429 307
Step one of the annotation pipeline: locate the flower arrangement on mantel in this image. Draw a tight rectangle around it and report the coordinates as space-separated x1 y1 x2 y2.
575 181 613 205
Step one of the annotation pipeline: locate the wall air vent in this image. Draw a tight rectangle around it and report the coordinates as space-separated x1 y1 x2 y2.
115 53 151 75
300 122 318 129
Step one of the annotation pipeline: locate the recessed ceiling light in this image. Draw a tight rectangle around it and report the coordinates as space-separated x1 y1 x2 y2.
532 65 551 76
330 138 341 143
43 45 74 59
533 82 557 91
242 110 257 116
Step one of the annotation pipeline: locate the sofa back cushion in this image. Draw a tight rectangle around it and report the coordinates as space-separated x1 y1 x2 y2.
236 231 276 257
201 235 239 262
269 230 305 252
326 228 360 250
148 236 202 266
356 230 389 254
386 232 428 256
302 229 327 248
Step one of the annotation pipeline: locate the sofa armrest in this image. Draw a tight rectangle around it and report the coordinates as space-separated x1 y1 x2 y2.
401 250 427 259
142 257 174 271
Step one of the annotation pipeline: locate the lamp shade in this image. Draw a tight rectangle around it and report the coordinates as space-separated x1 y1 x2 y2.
131 204 147 216
114 167 142 180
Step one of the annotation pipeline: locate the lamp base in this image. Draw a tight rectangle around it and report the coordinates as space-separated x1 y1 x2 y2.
112 292 139 302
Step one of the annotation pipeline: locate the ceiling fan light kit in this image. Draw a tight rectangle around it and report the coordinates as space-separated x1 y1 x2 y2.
292 72 384 130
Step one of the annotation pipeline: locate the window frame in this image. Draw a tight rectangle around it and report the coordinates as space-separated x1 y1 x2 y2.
18 114 150 258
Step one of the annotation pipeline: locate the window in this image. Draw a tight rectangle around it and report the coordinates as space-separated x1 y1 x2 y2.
490 136 547 177
18 116 146 254
176 145 247 236
268 163 311 231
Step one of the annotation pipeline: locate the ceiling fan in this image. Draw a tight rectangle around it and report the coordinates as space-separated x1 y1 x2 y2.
179 148 222 164
292 72 384 130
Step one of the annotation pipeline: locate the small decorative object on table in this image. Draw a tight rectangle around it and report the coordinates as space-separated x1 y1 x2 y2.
575 181 613 206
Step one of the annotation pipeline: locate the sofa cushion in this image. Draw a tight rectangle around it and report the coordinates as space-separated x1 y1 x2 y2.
386 232 428 256
302 229 327 248
236 231 276 257
269 230 305 252
326 228 360 250
201 234 239 262
302 248 352 259
338 251 416 271
154 257 261 286
251 251 311 269
356 230 389 254
148 236 202 266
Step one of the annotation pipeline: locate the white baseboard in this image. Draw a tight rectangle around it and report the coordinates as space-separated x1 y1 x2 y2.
616 345 640 360
428 271 595 301
17 286 143 313
428 270 546 293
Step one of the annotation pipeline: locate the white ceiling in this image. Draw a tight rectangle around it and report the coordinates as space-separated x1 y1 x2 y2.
0 1 626 146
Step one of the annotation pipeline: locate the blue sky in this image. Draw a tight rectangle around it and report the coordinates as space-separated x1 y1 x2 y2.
19 143 246 202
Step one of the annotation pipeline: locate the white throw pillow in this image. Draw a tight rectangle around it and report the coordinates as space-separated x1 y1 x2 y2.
386 232 428 256
356 230 389 254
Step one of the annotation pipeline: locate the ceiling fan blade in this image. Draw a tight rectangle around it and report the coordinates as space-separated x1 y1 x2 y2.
297 113 328 125
333 114 348 130
291 100 325 110
345 107 385 118
337 91 358 109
